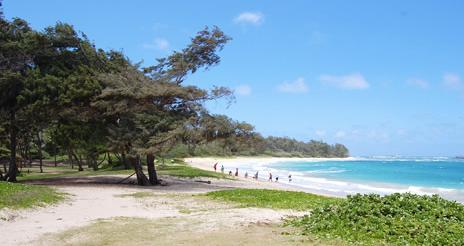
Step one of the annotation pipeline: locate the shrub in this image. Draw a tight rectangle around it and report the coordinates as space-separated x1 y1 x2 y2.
289 193 464 245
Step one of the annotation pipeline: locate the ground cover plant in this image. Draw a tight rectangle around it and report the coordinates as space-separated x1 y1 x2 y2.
206 188 340 211
288 193 464 245
0 181 65 209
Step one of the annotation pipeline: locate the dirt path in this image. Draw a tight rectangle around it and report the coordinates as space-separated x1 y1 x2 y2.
0 176 311 246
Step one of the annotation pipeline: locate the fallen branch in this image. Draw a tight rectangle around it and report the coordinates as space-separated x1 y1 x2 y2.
194 180 211 184
116 172 136 184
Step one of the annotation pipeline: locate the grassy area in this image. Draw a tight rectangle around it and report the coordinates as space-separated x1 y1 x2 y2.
18 166 133 181
36 216 313 246
205 189 340 211
288 193 464 245
0 181 65 210
158 163 230 179
16 161 229 181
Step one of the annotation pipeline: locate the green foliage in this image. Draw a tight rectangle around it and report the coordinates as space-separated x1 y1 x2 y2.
16 161 228 181
264 137 349 158
0 16 349 186
289 193 464 245
0 181 65 209
158 162 230 179
17 166 133 181
205 189 339 211
172 113 350 158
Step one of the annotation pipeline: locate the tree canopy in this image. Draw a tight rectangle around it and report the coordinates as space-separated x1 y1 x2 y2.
0 16 349 185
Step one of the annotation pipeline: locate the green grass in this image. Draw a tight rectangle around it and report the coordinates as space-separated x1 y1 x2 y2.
288 193 464 245
0 181 65 210
18 167 133 181
157 163 231 179
16 161 229 181
205 188 340 211
37 216 312 246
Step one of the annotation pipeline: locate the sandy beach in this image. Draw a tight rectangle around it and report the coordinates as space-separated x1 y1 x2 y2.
0 173 310 246
186 157 464 203
186 157 352 198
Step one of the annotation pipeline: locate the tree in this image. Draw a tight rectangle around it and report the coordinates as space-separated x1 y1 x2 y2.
93 27 233 185
0 0 4 20
0 18 36 181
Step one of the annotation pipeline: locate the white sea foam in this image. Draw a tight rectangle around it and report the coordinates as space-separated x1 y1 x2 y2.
186 157 464 203
260 161 464 202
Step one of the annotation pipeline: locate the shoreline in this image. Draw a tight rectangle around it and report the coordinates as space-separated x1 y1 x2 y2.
185 157 353 198
185 157 464 203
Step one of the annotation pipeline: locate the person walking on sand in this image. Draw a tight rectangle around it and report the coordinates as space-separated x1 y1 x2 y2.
245 171 248 178
213 162 218 172
235 168 239 177
221 165 224 173
269 172 272 182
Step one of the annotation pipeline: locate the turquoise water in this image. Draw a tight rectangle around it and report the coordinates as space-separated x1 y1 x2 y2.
270 157 464 190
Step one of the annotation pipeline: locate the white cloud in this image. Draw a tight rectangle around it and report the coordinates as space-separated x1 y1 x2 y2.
277 77 309 93
335 131 346 138
319 73 369 89
407 78 429 89
443 73 462 89
143 38 170 51
315 130 326 137
235 84 252 96
234 12 264 25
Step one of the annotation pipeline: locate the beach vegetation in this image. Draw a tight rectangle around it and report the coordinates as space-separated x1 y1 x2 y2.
205 188 340 211
16 160 229 181
0 181 65 209
0 16 349 186
0 17 233 185
288 193 464 245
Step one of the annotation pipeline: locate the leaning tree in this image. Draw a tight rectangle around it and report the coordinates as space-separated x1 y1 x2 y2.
94 27 233 185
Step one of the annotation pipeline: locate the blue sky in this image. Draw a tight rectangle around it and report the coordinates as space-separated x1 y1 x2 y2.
4 0 464 156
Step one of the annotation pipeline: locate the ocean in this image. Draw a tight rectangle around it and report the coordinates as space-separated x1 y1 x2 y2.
241 157 464 203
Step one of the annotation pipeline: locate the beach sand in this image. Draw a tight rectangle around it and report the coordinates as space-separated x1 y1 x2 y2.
185 157 464 204
186 156 350 198
0 172 313 246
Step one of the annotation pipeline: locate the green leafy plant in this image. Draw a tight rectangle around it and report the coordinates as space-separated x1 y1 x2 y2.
288 193 464 245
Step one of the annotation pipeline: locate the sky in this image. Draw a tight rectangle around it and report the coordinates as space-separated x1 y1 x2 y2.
4 0 464 156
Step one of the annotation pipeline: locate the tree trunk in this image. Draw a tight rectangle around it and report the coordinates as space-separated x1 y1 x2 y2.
77 155 84 171
129 156 150 186
87 154 91 168
7 111 18 182
54 145 57 167
67 149 74 169
121 152 130 170
88 150 98 171
37 132 43 173
72 152 84 171
107 152 113 166
28 147 32 168
146 153 159 185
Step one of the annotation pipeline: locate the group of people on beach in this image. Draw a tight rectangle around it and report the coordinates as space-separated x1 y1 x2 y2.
213 162 292 182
